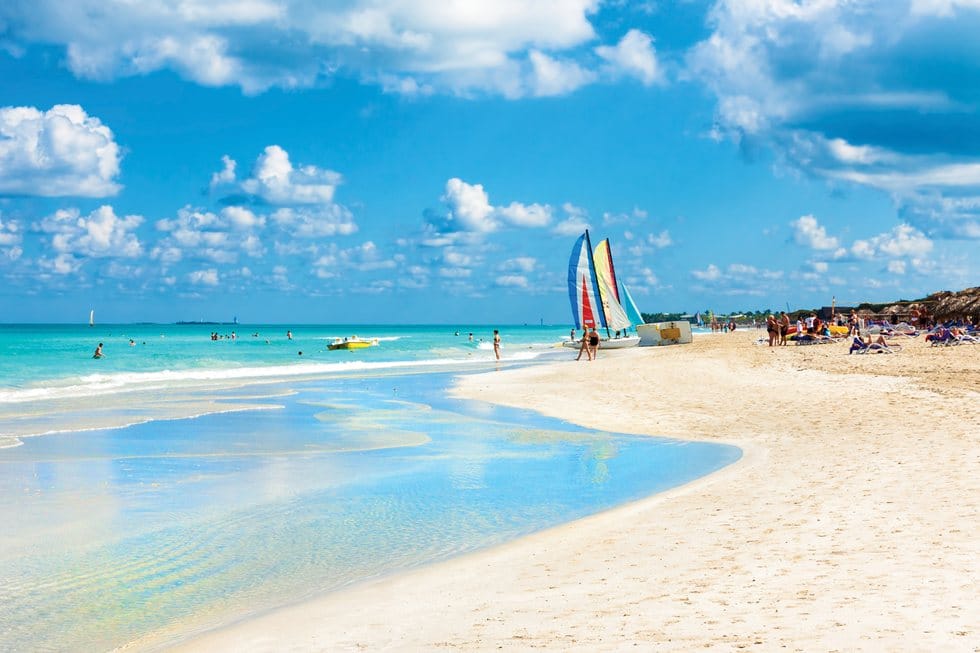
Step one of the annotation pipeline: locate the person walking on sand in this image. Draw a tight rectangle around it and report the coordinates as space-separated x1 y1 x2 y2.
588 327 600 360
93 343 104 359
576 329 591 361
493 329 501 360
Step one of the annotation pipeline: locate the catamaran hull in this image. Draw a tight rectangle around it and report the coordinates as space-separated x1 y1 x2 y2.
562 336 640 350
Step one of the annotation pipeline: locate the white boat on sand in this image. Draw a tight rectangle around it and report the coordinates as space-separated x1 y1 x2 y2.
562 335 641 350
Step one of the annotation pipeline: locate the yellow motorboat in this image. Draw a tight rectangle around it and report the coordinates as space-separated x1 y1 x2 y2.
328 336 378 351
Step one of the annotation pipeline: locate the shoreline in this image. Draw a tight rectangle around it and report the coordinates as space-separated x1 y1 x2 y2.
163 332 978 651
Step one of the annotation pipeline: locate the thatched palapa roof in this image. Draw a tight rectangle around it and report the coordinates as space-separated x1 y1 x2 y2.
929 286 980 321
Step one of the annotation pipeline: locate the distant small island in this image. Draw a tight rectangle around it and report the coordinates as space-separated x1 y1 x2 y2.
175 318 239 325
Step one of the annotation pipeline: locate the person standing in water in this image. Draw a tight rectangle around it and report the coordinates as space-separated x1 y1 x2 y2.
493 329 501 360
93 343 104 359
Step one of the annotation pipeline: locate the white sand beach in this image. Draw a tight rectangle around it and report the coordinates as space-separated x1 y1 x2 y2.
170 331 979 652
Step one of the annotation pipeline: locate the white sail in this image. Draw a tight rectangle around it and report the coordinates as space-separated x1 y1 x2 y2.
89 310 94 327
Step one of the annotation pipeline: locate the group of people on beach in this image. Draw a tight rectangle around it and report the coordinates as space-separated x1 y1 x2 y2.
765 313 792 346
765 311 845 347
709 320 738 333
573 327 601 361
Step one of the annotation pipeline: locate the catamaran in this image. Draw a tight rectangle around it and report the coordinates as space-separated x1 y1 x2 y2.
564 230 641 349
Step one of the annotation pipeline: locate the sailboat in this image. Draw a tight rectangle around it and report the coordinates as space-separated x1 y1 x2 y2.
89 309 94 327
563 231 640 349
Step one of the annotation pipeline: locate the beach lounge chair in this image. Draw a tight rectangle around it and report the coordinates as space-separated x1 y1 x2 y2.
927 328 956 346
849 337 894 354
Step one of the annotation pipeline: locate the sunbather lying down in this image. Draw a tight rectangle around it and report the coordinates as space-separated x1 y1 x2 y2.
849 335 902 354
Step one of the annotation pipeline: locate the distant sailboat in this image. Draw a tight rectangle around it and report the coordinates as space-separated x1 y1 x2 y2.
89 309 94 327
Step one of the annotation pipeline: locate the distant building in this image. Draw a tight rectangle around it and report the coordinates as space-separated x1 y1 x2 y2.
819 306 854 321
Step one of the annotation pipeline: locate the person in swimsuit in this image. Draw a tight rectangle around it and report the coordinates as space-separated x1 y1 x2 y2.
492 329 501 360
766 315 777 347
93 343 104 359
576 329 591 361
588 328 600 359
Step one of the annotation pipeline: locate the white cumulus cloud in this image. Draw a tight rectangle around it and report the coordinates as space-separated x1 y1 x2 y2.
0 1 606 96
0 217 23 261
595 29 662 85
209 154 237 189
688 0 980 239
240 145 342 205
501 256 536 272
37 205 143 258
496 274 528 288
528 50 596 97
271 206 358 238
551 203 590 236
437 178 551 236
154 205 267 266
497 201 552 227
0 104 121 197
691 263 721 281
443 178 496 232
188 268 219 285
792 214 840 250
221 206 264 230
851 224 933 260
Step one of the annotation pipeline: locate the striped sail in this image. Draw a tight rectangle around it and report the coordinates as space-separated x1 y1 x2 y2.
567 231 605 330
592 239 632 332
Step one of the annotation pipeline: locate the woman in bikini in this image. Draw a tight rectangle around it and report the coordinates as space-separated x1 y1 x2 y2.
576 329 591 361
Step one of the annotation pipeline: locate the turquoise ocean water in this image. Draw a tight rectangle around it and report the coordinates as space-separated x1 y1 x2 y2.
0 323 739 651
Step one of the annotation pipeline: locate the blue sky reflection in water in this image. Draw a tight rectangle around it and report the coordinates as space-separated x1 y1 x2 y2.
0 371 740 651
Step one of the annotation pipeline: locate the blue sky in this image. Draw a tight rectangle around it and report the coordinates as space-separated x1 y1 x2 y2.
1 0 977 324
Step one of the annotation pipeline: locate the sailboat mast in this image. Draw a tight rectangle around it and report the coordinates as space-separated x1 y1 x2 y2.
584 230 612 339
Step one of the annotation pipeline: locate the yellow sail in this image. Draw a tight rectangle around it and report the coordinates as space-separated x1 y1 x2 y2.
593 240 632 332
